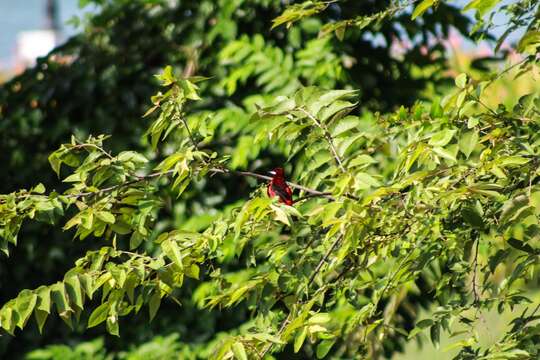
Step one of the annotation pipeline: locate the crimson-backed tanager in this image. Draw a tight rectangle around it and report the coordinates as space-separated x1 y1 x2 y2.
267 167 293 205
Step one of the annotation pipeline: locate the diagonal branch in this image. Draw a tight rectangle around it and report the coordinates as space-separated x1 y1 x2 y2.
72 143 114 160
299 107 346 173
175 103 202 153
307 234 343 288
259 234 343 358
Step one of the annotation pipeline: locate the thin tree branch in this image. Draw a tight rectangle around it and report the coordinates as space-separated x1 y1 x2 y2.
307 234 343 288
299 107 346 173
259 313 291 359
62 167 346 201
260 234 344 358
373 249 414 311
64 170 174 199
483 56 529 90
209 167 339 200
294 193 333 202
72 143 114 159
176 103 201 152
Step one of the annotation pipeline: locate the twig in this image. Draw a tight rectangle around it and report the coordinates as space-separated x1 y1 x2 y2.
473 95 498 117
259 235 343 358
483 56 529 90
333 261 355 283
177 104 200 152
294 193 333 202
62 167 342 202
259 313 291 359
64 170 174 199
299 107 346 173
209 167 340 200
307 235 343 289
72 143 114 159
373 249 414 311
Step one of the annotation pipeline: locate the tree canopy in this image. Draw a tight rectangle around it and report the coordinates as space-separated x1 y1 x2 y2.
1 0 540 359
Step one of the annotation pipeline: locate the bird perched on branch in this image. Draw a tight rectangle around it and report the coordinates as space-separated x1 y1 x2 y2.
267 167 293 205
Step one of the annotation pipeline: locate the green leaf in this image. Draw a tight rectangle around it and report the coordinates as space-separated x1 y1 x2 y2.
270 204 291 226
231 342 248 360
348 154 376 168
130 231 144 250
142 105 159 118
156 65 175 86
96 211 116 224
0 307 16 335
500 195 531 225
488 248 511 273
294 327 307 353
432 146 457 162
34 309 48 334
428 129 456 147
79 273 95 300
330 116 359 137
48 153 62 176
513 93 537 116
316 339 335 359
161 239 184 269
430 324 440 349
65 276 83 310
517 31 540 54
33 183 46 194
462 205 484 229
463 0 500 16
355 172 381 188
51 283 72 319
88 302 109 328
309 313 331 325
148 290 161 322
416 319 434 329
106 316 119 337
117 151 148 163
15 290 37 329
507 238 537 255
250 333 285 344
63 213 82 231
271 2 327 29
458 130 478 159
35 286 51 313
63 172 83 183
180 79 201 100
186 264 200 280
412 0 435 20
498 156 530 167
455 73 468 89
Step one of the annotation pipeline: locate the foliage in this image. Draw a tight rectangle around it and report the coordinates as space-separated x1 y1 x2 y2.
0 0 477 356
1 0 540 359
2 59 540 358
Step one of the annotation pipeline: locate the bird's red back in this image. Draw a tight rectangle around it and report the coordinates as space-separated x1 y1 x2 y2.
267 167 293 205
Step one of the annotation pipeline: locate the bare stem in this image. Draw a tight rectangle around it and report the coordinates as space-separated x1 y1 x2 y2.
307 234 343 288
178 107 200 152
299 107 346 173
72 143 114 159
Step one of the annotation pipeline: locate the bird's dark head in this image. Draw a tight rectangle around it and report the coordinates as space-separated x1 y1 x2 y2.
269 167 285 177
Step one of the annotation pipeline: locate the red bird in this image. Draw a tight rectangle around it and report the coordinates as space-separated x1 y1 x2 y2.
267 167 294 206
